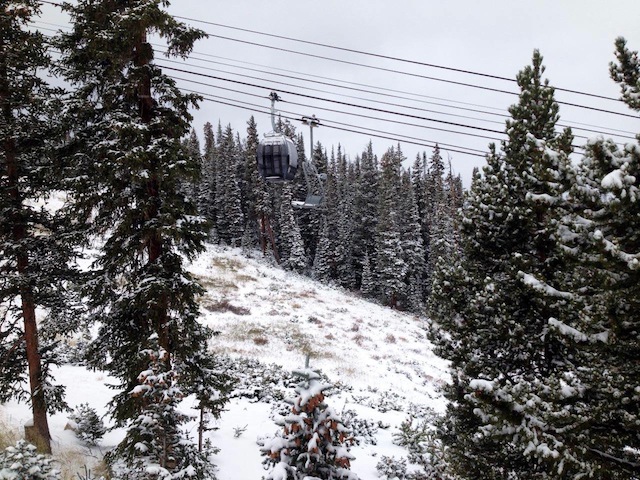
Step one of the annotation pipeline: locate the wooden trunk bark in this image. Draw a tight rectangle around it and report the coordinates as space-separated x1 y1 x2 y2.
1 68 52 452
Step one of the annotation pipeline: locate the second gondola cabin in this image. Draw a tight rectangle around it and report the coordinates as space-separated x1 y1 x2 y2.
257 134 298 182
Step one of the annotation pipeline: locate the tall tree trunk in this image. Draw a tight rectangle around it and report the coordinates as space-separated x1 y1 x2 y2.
2 91 52 452
136 30 171 367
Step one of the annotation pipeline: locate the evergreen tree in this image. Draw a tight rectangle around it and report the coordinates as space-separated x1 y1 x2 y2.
182 128 202 202
399 171 426 313
57 0 227 470
241 116 262 250
0 0 74 453
279 184 307 273
430 51 576 478
538 38 640 478
108 341 218 480
373 146 406 308
352 143 379 288
199 122 217 233
260 364 359 480
216 124 245 246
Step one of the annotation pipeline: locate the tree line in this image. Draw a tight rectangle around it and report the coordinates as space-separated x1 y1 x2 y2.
184 117 463 312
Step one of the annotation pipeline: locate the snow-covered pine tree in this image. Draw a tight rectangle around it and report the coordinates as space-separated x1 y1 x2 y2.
0 0 76 453
399 171 426 313
107 340 217 480
0 440 60 480
198 122 217 233
351 142 379 289
56 0 227 469
279 184 307 273
297 141 325 264
542 38 640 478
240 116 262 249
181 128 202 203
335 147 356 288
312 149 340 282
425 145 447 289
216 124 245 246
429 51 576 478
260 364 359 480
373 146 406 308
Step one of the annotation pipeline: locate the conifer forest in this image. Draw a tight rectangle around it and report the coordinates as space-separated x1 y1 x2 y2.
1 1 639 479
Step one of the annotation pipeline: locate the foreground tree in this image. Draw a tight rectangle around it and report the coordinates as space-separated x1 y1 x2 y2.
260 364 359 480
542 38 640 478
0 0 73 453
57 0 228 472
430 51 576 478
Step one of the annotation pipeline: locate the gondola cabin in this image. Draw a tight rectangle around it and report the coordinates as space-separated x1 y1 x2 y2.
257 134 298 182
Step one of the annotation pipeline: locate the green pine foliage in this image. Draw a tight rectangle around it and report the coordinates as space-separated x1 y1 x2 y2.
429 51 579 478
68 403 106 446
107 344 217 480
0 440 60 480
56 0 228 471
260 366 360 480
0 0 77 452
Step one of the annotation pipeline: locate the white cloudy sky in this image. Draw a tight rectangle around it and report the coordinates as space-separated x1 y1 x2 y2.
39 0 640 184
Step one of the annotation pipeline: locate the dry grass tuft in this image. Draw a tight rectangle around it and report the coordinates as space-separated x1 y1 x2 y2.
0 414 19 451
253 336 269 346
204 298 251 315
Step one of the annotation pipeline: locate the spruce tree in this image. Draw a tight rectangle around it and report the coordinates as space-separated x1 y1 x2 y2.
279 184 307 274
540 38 640 478
0 0 74 453
199 122 217 232
430 51 576 478
260 364 359 480
352 143 379 288
373 146 406 308
57 0 227 470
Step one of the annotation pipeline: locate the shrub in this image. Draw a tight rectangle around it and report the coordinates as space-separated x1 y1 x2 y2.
0 440 60 480
68 404 106 446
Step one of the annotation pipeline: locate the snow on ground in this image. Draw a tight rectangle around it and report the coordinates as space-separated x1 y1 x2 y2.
0 243 449 479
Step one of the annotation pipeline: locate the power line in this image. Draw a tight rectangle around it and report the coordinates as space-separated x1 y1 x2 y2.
186 89 489 158
171 74 504 144
31 19 639 138
196 31 639 119
158 55 637 142
176 15 622 104
157 56 507 128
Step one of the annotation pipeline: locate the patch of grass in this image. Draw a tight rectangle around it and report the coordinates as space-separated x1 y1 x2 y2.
298 289 317 299
203 298 251 315
353 334 368 347
253 336 268 346
55 447 102 480
0 415 19 450
210 256 244 272
235 273 257 283
194 274 238 292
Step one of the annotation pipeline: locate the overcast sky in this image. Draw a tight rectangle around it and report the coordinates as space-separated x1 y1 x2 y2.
39 0 640 185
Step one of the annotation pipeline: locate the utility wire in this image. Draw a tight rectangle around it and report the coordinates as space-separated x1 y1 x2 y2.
171 74 505 144
176 15 622 103
187 90 488 158
31 19 639 138
157 57 507 128
34 3 638 118
158 55 637 141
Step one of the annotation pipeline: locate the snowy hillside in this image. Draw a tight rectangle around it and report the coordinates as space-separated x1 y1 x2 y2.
1 244 449 479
